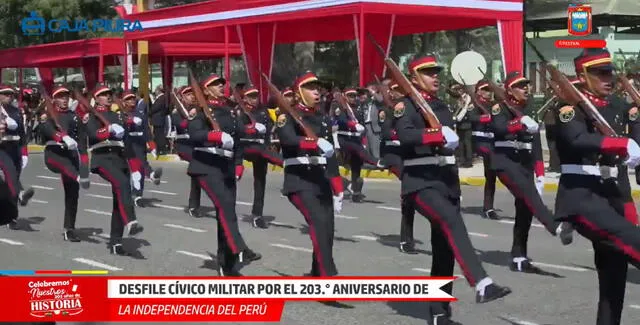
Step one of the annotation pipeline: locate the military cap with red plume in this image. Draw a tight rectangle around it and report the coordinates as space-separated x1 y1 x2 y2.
504 71 530 89
180 86 193 95
343 87 357 96
293 72 319 90
93 85 112 97
202 74 226 88
475 80 490 92
282 87 293 96
122 91 136 101
408 55 443 74
574 48 614 73
52 86 70 97
243 86 259 97
0 85 15 94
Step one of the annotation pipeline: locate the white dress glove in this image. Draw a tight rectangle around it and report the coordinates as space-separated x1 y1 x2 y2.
317 138 335 158
62 135 78 150
220 132 234 150
520 116 539 134
21 156 28 169
131 171 142 191
355 123 365 133
442 126 459 150
254 123 267 134
333 192 344 213
132 117 142 126
109 124 125 139
625 139 640 168
535 176 545 195
5 117 18 131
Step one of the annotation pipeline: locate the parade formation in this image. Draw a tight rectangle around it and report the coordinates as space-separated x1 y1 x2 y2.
2 45 640 325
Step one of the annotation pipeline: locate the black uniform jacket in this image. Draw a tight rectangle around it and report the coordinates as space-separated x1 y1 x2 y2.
238 104 274 150
39 108 89 179
85 106 133 171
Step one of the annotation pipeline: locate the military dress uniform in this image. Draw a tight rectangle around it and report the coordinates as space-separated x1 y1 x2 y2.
39 86 90 242
171 86 201 217
277 72 344 277
84 86 144 255
237 86 284 228
393 56 511 324
188 74 261 276
489 72 573 273
377 83 417 254
554 48 640 325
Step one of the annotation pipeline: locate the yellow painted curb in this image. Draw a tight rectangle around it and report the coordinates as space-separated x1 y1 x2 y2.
27 144 44 153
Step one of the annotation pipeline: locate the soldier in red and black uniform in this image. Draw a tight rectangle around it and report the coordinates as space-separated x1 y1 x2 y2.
39 86 90 242
171 86 202 217
393 56 511 324
489 72 574 274
555 49 640 325
467 81 500 220
277 72 344 277
190 74 261 276
237 86 283 228
85 86 144 255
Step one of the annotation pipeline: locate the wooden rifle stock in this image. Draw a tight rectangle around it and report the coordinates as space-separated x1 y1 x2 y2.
188 69 220 131
457 74 490 115
170 90 189 120
366 33 441 128
373 74 397 109
477 67 522 118
37 83 65 133
233 88 257 124
261 73 317 140
335 92 358 121
73 88 110 127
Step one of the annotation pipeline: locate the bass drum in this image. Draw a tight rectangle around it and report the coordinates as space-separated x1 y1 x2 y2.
450 50 488 86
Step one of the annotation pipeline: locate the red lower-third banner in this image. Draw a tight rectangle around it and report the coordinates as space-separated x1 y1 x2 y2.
0 276 454 322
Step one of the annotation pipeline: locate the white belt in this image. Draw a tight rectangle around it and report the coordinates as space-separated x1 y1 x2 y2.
194 146 234 158
270 139 280 143
560 164 618 179
45 141 65 147
129 132 143 136
240 138 265 144
89 140 124 152
337 131 360 137
472 131 494 139
283 156 327 167
385 140 401 146
0 135 20 141
404 155 456 167
175 134 190 139
494 140 532 150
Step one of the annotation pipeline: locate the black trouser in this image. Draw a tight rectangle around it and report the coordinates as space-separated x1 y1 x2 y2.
288 190 337 276
45 151 80 230
475 144 496 211
93 156 137 245
456 128 473 166
197 173 248 269
544 124 560 172
593 240 628 325
383 151 416 244
177 143 201 210
409 188 489 287
152 124 167 153
338 139 377 193
244 145 283 217
0 150 22 203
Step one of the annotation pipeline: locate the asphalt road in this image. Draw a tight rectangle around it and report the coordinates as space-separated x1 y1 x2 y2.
3 155 640 325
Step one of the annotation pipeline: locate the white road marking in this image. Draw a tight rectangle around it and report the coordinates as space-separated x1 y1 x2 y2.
236 201 252 206
499 316 541 325
530 262 588 272
336 214 358 220
270 243 313 253
32 185 53 190
0 238 24 246
469 232 489 238
92 182 110 187
411 268 462 279
377 206 400 211
85 209 111 216
146 179 168 184
32 199 48 204
163 224 207 233
73 258 122 271
86 193 111 199
153 203 184 211
498 219 544 228
630 304 640 309
176 250 211 260
149 190 177 196
269 221 295 227
352 235 378 241
91 233 110 239
37 175 59 180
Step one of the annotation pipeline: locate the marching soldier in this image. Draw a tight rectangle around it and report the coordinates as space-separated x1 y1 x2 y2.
237 86 284 228
489 72 574 273
450 83 473 168
393 56 511 324
191 74 261 276
334 87 381 202
553 48 640 325
378 83 417 254
120 91 163 207
277 72 344 277
468 80 500 219
171 86 202 218
84 85 144 255
39 86 90 242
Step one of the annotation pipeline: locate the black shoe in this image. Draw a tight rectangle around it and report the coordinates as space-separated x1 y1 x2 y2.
110 243 129 256
125 221 144 237
482 209 500 220
151 168 163 186
352 193 364 203
429 314 462 325
134 197 145 208
399 242 418 255
475 283 511 303
239 249 262 263
510 258 543 274
252 216 268 229
188 208 201 218
7 220 19 230
19 187 35 206
63 229 81 242
556 222 574 245
218 266 243 277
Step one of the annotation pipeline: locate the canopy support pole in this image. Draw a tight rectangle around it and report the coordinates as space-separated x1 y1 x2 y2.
98 39 104 84
224 25 230 97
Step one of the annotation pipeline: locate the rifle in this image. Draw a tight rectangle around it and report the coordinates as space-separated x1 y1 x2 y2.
73 88 111 127
36 83 65 133
171 89 189 120
366 33 441 128
617 49 640 107
233 87 257 125
477 68 523 118
526 38 617 137
373 74 396 109
261 73 317 140
188 69 220 131
457 74 490 115
334 91 358 122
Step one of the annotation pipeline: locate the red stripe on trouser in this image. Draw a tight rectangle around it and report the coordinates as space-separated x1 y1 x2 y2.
198 178 239 254
178 152 192 162
413 193 476 286
97 167 129 224
46 158 78 181
344 144 377 165
390 166 401 178
0 161 16 197
497 171 553 231
477 147 490 155
624 202 639 225
245 148 283 166
575 215 640 262
290 193 328 276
